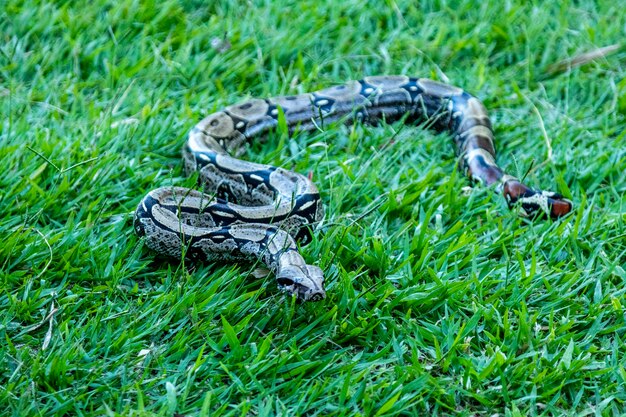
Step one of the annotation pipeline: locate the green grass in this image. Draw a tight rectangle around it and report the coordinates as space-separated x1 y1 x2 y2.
1 0 626 415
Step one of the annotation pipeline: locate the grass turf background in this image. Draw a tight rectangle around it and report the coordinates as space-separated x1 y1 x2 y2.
1 0 626 415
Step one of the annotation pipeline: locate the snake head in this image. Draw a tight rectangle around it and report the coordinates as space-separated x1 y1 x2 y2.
276 265 326 302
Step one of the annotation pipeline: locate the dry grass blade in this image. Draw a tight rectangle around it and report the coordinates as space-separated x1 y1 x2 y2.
546 44 622 75
42 301 57 351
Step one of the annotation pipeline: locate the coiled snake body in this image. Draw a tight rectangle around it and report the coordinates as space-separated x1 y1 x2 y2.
134 75 572 301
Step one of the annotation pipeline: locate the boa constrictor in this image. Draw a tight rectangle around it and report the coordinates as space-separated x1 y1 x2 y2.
134 75 573 301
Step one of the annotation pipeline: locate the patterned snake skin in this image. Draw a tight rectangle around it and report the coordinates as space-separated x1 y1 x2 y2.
134 75 573 301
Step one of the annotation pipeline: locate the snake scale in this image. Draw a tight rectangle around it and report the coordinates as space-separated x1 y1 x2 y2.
134 75 573 301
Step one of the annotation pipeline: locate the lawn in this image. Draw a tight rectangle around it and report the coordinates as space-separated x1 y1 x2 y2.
1 0 626 415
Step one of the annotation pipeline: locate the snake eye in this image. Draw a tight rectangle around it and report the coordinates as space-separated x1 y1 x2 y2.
276 277 295 287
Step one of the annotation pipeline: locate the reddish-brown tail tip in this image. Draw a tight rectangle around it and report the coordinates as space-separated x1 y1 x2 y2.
503 180 573 219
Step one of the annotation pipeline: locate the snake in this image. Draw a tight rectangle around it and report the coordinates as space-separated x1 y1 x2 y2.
134 75 573 302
